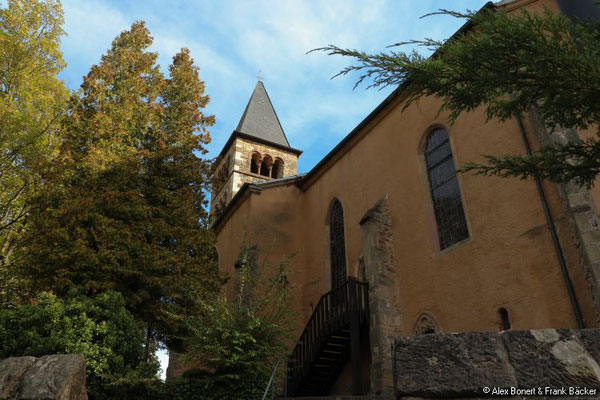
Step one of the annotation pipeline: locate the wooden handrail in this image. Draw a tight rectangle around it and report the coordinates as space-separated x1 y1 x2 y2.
286 277 369 395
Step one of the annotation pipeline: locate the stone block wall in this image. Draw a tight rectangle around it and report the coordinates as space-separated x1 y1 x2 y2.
233 137 299 182
393 329 600 399
210 136 299 220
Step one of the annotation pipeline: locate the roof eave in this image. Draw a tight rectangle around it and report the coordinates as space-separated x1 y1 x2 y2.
217 130 303 160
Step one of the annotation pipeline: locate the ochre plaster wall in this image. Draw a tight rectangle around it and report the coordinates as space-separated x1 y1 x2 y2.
216 92 598 343
213 0 599 393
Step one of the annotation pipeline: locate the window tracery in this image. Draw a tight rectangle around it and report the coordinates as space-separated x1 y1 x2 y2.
414 313 441 335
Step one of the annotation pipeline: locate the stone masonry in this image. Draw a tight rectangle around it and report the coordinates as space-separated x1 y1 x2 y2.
210 136 298 219
394 328 600 399
359 194 403 396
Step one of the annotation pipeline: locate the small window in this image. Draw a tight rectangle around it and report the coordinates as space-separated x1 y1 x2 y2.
260 155 272 177
498 308 511 331
424 128 469 250
272 159 284 179
250 153 261 174
260 161 269 176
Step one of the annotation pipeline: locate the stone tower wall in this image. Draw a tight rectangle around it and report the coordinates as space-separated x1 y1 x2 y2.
210 136 299 219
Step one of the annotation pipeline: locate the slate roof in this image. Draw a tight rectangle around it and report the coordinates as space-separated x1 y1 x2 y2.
236 81 291 148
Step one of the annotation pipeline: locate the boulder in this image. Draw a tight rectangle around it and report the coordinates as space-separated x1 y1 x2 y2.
393 331 516 397
393 328 600 398
0 357 36 399
0 355 87 400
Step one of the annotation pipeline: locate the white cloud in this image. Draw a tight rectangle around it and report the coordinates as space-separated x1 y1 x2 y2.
58 0 489 169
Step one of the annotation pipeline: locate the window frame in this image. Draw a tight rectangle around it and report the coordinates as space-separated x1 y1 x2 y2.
423 127 470 251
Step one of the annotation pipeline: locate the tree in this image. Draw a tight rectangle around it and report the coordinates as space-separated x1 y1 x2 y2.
16 22 220 349
0 0 68 268
316 4 600 187
0 291 162 400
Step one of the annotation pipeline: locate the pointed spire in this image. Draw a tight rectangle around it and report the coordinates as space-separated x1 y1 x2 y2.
236 81 290 148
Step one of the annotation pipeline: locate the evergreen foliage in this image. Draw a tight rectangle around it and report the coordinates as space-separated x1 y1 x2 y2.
15 21 219 349
317 5 600 187
0 292 162 399
0 2 296 399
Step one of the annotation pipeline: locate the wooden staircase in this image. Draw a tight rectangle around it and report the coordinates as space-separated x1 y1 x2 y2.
286 278 369 397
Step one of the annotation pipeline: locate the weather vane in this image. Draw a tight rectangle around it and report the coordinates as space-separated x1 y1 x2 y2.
257 69 263 82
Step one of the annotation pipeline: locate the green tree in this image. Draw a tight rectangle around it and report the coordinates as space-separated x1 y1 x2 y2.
16 22 220 349
175 245 295 400
0 291 162 399
316 5 600 187
0 0 68 268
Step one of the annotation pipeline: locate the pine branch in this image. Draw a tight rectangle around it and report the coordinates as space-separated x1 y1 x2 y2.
461 140 600 188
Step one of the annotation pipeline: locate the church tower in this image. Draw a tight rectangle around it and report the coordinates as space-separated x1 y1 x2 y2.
210 81 302 219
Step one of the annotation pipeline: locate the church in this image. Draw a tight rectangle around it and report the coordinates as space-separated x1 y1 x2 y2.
208 0 600 396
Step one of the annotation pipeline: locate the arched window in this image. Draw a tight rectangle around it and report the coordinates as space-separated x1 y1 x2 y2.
424 128 469 250
329 199 347 290
250 153 261 174
498 307 511 331
260 155 272 177
272 158 284 179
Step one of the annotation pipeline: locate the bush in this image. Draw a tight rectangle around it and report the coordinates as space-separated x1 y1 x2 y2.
176 245 295 400
0 291 162 399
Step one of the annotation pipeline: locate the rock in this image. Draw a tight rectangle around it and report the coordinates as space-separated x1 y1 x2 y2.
0 357 36 399
502 329 600 389
0 354 87 400
393 331 516 397
393 328 600 398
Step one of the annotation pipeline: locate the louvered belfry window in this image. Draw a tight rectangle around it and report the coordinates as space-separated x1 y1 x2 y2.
329 199 347 289
425 128 469 250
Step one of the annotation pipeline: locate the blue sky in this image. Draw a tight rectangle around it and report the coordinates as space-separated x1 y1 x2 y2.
58 0 490 175
55 0 490 379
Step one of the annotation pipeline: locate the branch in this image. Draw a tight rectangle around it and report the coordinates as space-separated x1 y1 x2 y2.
460 140 600 188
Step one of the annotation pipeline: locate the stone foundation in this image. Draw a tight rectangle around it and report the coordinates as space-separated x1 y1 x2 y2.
394 329 600 399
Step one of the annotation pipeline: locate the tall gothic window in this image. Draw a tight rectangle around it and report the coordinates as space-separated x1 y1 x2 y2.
329 199 347 290
425 128 469 250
